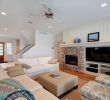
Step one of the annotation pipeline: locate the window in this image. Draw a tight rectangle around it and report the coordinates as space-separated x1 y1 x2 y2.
6 43 12 55
0 43 3 55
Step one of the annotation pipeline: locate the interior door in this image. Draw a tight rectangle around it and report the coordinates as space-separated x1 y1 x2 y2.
0 42 4 62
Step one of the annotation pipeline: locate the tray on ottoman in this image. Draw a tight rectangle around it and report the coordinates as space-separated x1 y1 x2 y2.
38 71 78 97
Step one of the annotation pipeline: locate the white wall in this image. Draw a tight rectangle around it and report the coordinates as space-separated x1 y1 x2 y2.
0 37 16 61
23 31 56 58
20 32 35 50
19 35 30 50
63 17 110 43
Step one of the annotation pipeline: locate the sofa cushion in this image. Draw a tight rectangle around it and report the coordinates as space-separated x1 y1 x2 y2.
13 75 43 92
38 57 52 64
17 58 38 66
33 88 60 100
26 64 59 74
0 67 9 80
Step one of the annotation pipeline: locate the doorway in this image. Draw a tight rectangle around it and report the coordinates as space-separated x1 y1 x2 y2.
0 42 4 62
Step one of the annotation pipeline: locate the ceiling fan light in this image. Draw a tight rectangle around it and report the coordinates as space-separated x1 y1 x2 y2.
101 3 108 7
1 12 7 15
48 25 52 29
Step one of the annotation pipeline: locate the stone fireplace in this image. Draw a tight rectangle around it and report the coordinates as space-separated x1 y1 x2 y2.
59 46 85 71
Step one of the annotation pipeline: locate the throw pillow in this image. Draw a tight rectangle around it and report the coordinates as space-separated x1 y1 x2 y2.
22 63 32 69
48 58 58 64
7 66 25 77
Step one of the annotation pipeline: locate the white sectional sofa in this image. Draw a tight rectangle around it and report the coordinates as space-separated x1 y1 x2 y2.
0 67 59 100
17 57 59 77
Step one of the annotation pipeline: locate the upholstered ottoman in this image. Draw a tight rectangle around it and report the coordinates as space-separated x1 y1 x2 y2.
38 71 78 97
81 81 110 100
96 74 110 87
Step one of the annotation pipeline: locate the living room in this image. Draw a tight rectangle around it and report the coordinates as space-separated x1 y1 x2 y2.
0 0 110 100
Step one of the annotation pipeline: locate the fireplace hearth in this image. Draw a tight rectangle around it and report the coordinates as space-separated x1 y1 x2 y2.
65 55 78 66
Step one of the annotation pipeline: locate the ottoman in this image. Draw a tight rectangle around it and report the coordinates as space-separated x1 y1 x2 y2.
38 71 78 97
81 81 110 100
96 74 110 87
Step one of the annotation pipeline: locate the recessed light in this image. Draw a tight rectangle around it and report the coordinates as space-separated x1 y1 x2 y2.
101 3 108 7
4 28 7 31
1 12 7 15
48 25 52 29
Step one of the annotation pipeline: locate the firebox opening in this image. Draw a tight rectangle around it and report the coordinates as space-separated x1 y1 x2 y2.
65 55 78 66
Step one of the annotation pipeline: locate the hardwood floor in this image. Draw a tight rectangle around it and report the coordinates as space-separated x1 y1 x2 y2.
60 67 96 100
60 67 95 81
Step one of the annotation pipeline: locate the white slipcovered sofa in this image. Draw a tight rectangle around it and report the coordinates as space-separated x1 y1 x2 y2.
17 57 59 77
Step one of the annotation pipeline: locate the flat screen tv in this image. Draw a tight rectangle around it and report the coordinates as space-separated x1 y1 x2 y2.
86 47 110 63
88 32 99 42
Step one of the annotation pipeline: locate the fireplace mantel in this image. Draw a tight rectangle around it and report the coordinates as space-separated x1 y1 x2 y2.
60 42 110 47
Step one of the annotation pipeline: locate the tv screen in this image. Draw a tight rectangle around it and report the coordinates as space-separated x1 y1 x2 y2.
88 32 99 42
86 47 110 63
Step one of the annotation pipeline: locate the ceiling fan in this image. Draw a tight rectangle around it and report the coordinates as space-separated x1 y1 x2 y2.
44 8 54 18
28 4 54 19
42 4 54 19
28 4 61 25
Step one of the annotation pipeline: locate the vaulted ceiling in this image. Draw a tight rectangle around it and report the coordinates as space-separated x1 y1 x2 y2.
0 0 110 38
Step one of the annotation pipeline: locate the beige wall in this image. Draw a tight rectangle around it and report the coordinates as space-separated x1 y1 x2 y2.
63 17 110 43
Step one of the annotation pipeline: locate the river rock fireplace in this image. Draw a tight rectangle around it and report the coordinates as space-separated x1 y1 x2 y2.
59 46 85 71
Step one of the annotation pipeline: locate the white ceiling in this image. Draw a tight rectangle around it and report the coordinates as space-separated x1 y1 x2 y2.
0 0 110 38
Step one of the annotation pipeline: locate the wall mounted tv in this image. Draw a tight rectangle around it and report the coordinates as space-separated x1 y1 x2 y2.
86 47 110 63
88 32 99 42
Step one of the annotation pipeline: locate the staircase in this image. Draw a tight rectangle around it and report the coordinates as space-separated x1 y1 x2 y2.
15 43 35 59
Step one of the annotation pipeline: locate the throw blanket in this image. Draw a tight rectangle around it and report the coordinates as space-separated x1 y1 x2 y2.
0 78 35 100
